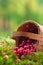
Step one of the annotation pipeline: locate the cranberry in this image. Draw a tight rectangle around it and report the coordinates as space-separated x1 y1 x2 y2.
19 41 25 47
19 47 24 51
14 50 17 54
31 49 35 52
24 45 28 49
27 39 30 43
15 47 19 51
24 49 28 53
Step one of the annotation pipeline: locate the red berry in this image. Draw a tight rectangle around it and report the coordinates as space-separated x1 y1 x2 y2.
32 43 34 45
15 47 18 51
24 49 29 53
27 49 30 54
14 50 17 54
29 51 34 54
31 49 35 52
27 39 30 43
17 49 22 54
24 45 28 49
19 47 24 51
22 40 25 43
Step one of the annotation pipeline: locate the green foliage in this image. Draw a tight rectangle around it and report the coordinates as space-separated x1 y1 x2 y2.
0 56 4 65
1 0 8 8
15 52 43 65
0 38 43 65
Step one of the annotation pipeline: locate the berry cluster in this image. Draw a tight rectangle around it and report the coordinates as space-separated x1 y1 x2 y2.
14 38 37 58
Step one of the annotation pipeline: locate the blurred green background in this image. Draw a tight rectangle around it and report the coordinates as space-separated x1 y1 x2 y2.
0 0 43 37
